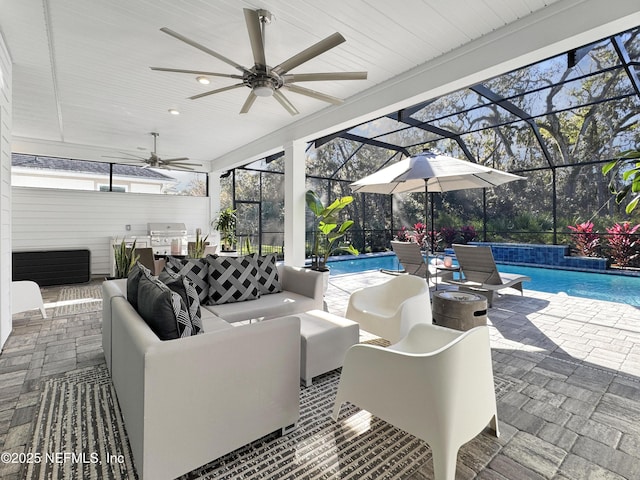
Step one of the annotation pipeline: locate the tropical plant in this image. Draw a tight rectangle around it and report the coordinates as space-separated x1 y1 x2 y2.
188 229 209 258
427 230 442 252
306 190 359 271
567 221 600 257
602 149 640 214
113 238 139 278
411 222 427 248
440 226 459 248
605 222 640 267
459 225 477 244
395 226 411 242
212 207 237 251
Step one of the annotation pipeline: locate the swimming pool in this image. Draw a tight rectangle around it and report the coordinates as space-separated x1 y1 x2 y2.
327 254 640 307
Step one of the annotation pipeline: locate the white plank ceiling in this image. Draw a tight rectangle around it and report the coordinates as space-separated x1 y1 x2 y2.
0 0 639 170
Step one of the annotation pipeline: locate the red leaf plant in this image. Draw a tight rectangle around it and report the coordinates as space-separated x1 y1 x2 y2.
606 222 640 267
567 221 600 257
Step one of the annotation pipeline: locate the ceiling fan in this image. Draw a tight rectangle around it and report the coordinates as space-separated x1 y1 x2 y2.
150 8 368 115
103 132 202 171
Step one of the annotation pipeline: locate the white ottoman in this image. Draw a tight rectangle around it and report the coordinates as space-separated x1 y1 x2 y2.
299 310 360 387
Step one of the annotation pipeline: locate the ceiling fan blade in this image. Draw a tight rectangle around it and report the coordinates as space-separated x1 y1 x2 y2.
243 9 266 68
283 72 368 82
240 91 257 114
161 157 190 162
102 154 147 161
272 32 345 75
283 84 344 105
160 27 249 74
273 90 299 116
165 161 202 166
150 67 243 79
189 83 245 100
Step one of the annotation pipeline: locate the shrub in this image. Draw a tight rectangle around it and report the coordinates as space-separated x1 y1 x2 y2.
440 226 459 248
395 226 411 242
567 221 600 257
606 222 640 267
412 222 427 248
427 230 442 252
459 225 477 244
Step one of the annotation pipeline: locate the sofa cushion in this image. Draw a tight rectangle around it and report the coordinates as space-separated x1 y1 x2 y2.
250 253 282 294
164 257 209 304
206 255 260 305
137 273 194 340
203 291 319 323
127 262 152 310
200 309 233 334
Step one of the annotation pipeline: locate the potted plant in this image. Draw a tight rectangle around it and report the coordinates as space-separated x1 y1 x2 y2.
188 228 209 258
305 190 359 272
113 238 139 278
212 207 237 252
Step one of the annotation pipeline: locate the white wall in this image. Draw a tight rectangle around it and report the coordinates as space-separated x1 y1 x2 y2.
0 33 12 349
12 187 210 275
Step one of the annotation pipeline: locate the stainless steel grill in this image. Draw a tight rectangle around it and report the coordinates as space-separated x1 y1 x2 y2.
148 222 188 256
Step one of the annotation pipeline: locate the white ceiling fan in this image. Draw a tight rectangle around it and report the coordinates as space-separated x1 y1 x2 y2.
150 8 368 115
103 132 202 171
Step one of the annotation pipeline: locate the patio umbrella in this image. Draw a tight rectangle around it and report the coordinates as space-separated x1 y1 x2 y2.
350 151 526 248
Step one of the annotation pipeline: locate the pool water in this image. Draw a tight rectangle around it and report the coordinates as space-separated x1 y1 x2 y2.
327 254 640 307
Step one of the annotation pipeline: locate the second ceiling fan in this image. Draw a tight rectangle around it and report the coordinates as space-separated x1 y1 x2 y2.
151 8 367 115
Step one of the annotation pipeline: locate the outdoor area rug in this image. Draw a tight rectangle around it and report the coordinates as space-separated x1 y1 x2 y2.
25 361 517 480
23 366 137 480
53 284 103 316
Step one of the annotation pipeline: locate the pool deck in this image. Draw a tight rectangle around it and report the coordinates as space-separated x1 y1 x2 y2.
327 270 640 479
1 273 639 479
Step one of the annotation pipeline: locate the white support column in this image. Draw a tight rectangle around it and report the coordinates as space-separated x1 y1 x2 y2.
208 171 222 247
284 140 306 266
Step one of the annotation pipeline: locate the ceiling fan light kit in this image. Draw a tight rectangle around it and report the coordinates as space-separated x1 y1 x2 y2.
151 8 367 115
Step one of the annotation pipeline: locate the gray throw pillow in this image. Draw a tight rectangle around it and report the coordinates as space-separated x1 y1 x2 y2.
206 255 260 305
164 257 209 304
160 270 203 335
137 272 193 340
250 253 282 294
126 261 152 311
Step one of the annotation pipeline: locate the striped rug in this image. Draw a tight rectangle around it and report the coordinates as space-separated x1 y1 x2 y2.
53 285 103 316
24 366 137 480
27 364 517 480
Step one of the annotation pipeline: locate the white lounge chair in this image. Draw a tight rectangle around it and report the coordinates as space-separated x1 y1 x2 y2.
12 280 47 318
345 274 431 343
445 244 530 306
332 323 500 480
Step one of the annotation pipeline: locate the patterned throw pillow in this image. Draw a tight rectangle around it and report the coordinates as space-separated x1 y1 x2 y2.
136 270 193 340
160 270 203 335
250 253 282 294
206 255 260 305
164 257 209 304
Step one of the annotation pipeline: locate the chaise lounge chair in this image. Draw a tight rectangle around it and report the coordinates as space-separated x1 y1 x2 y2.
444 244 530 306
390 241 429 278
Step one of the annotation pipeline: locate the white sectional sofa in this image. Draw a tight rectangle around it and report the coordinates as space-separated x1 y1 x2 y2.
101 264 324 480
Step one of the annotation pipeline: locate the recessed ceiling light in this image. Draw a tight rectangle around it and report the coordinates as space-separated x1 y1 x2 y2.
168 109 180 115
196 76 210 85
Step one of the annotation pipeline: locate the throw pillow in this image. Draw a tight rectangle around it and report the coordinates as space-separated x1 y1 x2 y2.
250 253 282 294
206 255 260 305
137 271 193 340
164 257 209 304
160 270 203 335
127 261 152 311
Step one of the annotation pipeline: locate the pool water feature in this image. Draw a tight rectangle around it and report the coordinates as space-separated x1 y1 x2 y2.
327 254 640 307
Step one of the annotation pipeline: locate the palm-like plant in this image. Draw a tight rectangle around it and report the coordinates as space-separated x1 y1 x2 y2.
306 190 359 271
113 238 139 278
